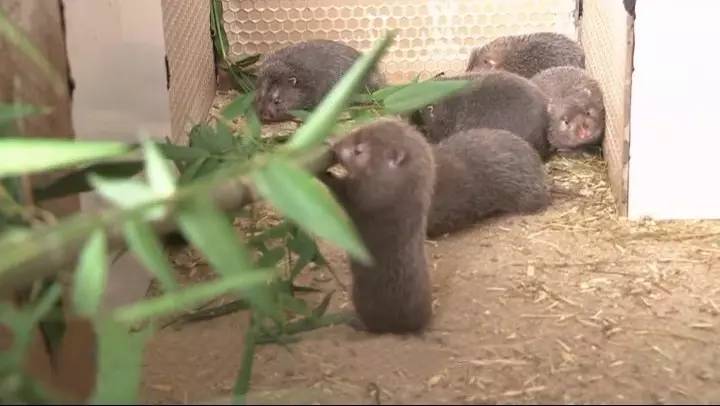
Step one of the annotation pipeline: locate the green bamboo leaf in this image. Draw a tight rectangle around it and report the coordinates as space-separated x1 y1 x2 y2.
216 120 235 151
252 158 371 264
257 246 286 268
382 79 470 114
0 138 130 178
178 157 207 184
334 109 379 136
123 220 178 292
143 140 177 196
348 107 379 122
222 91 255 119
188 123 232 154
28 283 63 327
0 284 62 370
287 227 319 281
155 143 210 162
370 83 411 101
351 92 373 104
72 230 108 318
88 175 160 210
191 158 222 181
245 109 262 141
176 196 275 314
233 53 261 68
288 227 317 260
285 31 396 151
112 270 273 324
188 123 214 148
228 68 256 94
278 292 312 318
233 315 257 405
210 0 229 61
0 9 65 97
176 196 252 273
32 161 144 202
312 290 335 318
0 103 50 126
90 320 149 405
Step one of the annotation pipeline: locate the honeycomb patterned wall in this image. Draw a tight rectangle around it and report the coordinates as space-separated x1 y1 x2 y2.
222 0 579 82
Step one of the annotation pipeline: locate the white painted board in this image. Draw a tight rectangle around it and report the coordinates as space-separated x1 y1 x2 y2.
628 0 720 219
63 0 172 310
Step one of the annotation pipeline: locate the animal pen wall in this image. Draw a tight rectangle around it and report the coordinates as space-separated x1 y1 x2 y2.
9 0 719 400
219 0 635 216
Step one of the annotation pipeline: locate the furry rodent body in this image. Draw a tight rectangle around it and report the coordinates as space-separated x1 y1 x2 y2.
412 71 552 161
321 118 435 334
531 66 606 151
254 39 386 123
428 128 551 237
466 32 585 78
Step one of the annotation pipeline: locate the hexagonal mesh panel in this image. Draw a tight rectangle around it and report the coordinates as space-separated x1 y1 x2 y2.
222 0 579 82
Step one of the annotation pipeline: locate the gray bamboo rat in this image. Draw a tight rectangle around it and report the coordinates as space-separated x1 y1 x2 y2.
466 32 585 78
428 128 551 237
320 118 435 334
254 39 386 123
531 66 606 151
411 71 552 161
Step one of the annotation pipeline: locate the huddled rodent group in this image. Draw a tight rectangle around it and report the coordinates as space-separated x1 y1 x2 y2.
176 31 607 335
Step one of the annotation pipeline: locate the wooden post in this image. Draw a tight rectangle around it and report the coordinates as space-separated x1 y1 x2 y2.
0 0 96 401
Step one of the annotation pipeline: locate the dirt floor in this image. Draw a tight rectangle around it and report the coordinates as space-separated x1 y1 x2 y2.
139 98 720 404
140 152 720 405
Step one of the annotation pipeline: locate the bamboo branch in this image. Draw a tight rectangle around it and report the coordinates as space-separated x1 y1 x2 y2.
0 148 334 294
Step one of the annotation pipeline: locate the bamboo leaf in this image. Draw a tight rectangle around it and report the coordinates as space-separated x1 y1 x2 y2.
90 320 149 405
188 123 232 154
112 270 273 324
252 158 371 264
233 53 261 68
28 283 63 328
190 158 222 181
222 91 255 119
233 315 257 405
287 228 319 281
123 220 178 292
370 83 412 101
285 31 396 151
257 246 286 268
176 196 276 314
177 157 207 184
312 290 335 318
155 142 210 162
245 109 262 141
32 161 144 202
0 138 130 178
143 140 177 196
88 175 163 215
72 230 108 318
210 0 229 61
382 79 470 114
0 284 62 370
